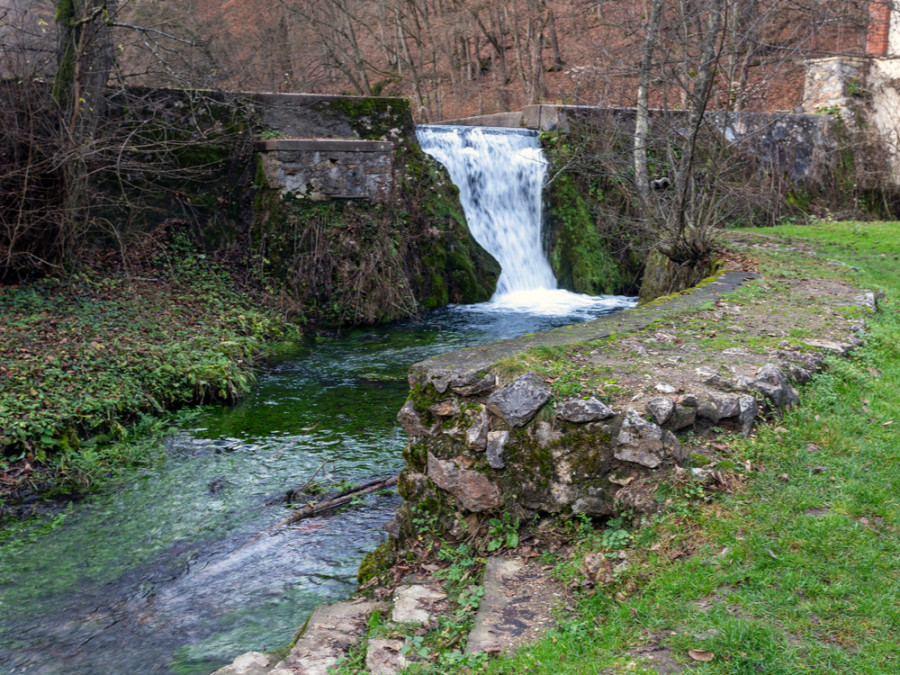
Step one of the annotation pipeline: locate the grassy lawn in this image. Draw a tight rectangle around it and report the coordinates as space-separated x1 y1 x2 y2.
482 221 900 674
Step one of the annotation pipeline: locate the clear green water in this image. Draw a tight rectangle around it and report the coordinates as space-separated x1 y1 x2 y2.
0 300 632 675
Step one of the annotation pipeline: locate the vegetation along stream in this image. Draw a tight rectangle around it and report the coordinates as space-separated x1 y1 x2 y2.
0 125 634 674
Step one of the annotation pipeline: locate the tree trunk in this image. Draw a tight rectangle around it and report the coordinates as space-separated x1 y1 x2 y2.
634 0 665 216
54 0 117 123
672 0 724 245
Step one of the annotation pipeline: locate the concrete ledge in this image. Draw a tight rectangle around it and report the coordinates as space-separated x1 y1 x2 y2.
435 112 525 128
412 270 756 383
256 138 395 153
250 92 406 107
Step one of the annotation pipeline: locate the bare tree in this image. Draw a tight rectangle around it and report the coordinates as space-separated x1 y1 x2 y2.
0 0 256 279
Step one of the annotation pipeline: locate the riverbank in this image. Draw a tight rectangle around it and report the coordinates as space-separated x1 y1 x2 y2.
218 221 900 674
0 223 300 513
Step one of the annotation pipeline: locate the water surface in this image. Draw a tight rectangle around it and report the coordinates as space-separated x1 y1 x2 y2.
0 301 634 675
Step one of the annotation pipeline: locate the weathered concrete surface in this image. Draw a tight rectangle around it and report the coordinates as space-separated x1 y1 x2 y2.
250 93 411 140
257 139 394 201
267 600 383 675
439 104 840 185
391 584 448 624
466 557 566 655
411 271 753 387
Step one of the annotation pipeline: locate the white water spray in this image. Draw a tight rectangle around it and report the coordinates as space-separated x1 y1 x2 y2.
416 125 634 316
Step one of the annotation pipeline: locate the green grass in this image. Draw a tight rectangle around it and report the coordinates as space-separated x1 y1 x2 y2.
477 221 900 673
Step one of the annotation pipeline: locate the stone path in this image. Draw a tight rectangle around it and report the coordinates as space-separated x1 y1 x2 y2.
214 600 383 675
213 555 565 675
466 557 563 655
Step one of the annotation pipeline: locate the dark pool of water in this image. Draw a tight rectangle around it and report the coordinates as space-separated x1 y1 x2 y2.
0 298 633 675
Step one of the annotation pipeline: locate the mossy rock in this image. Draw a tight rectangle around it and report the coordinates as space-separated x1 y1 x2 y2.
545 173 624 295
358 540 396 585
638 248 715 305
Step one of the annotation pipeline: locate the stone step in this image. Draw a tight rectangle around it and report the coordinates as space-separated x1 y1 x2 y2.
214 600 382 675
271 600 384 675
465 556 566 656
390 583 448 624
365 638 409 675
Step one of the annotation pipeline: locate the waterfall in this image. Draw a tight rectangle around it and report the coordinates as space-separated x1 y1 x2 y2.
416 124 632 316
415 125 555 295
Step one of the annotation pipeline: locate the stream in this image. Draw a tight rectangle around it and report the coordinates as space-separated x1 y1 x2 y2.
0 125 635 674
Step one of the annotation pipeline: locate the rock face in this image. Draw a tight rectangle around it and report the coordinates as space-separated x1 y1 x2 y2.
427 453 501 512
395 365 695 540
486 373 551 426
397 399 429 437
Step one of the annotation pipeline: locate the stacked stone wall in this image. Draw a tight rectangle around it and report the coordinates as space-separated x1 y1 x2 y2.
389 274 877 544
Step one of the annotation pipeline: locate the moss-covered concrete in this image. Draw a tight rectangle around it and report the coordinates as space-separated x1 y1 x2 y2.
252 136 499 325
638 247 717 304
411 270 753 382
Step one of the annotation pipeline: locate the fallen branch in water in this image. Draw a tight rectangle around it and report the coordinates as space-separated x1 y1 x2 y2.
240 475 399 550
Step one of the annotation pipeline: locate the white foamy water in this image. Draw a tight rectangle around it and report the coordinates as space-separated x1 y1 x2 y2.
415 124 635 316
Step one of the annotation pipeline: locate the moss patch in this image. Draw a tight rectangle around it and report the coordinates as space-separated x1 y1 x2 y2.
545 173 625 295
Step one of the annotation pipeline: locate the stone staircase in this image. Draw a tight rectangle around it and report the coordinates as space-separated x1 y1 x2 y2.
212 555 565 675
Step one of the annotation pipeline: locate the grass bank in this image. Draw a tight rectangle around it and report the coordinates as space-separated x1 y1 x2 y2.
478 221 900 673
0 226 299 508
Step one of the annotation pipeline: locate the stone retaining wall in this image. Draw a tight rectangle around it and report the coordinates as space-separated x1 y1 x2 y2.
441 104 839 185
388 268 877 543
